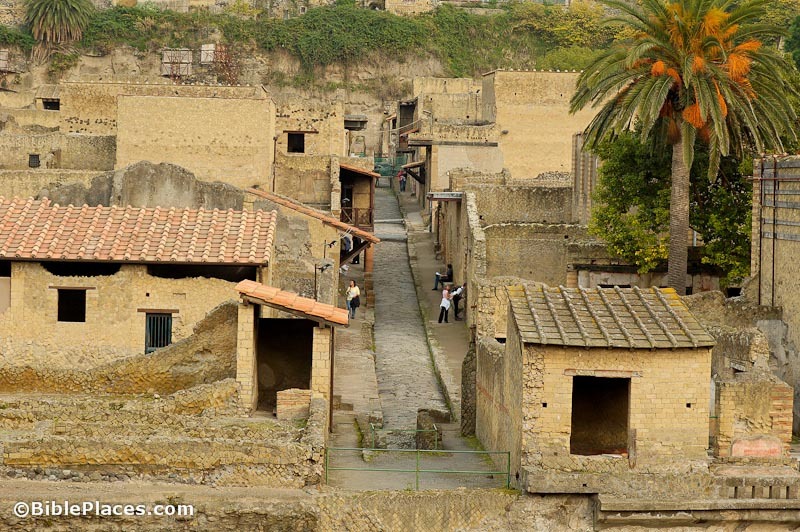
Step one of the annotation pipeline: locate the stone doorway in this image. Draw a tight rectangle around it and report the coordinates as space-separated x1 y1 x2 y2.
255 318 314 413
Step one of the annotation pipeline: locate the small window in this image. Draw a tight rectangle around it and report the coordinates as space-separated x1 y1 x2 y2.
42 99 60 111
299 5 307 13
570 376 630 456
145 313 173 353
58 289 86 322
28 154 40 168
287 133 305 153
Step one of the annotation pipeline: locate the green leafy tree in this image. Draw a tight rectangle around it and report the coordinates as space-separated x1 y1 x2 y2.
25 0 94 45
571 0 797 294
590 131 752 286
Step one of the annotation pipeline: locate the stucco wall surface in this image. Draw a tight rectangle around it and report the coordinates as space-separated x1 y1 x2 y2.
115 95 274 190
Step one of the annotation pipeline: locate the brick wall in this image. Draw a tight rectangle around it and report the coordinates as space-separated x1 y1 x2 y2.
714 375 793 457
236 302 258 411
529 345 711 473
311 326 332 401
277 388 313 420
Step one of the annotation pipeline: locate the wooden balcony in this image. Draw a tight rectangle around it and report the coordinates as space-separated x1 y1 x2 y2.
341 207 373 230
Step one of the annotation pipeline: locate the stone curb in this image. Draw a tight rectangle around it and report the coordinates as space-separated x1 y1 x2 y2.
396 193 460 423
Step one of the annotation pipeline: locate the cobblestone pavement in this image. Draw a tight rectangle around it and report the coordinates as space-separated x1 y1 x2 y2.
372 185 447 434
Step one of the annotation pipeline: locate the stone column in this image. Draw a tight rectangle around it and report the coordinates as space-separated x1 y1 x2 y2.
236 301 258 413
364 245 375 307
311 325 332 401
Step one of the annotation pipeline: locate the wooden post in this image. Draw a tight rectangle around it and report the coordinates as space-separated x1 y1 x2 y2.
364 245 375 307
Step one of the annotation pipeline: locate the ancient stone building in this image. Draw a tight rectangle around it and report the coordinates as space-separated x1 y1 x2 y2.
476 285 715 494
0 81 276 192
0 197 275 365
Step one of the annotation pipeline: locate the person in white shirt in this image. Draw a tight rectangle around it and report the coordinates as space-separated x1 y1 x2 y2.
438 285 453 324
346 280 361 319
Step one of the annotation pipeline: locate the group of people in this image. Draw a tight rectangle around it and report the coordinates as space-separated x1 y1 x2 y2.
433 264 466 324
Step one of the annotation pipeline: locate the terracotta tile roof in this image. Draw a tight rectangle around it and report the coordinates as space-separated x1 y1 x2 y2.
236 280 349 327
247 188 380 244
508 285 715 349
339 163 381 179
0 197 277 265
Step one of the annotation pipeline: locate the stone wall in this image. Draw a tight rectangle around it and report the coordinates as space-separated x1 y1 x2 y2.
59 82 267 135
115 94 274 190
0 169 103 200
476 323 524 480
0 301 237 394
0 379 325 488
419 93 481 122
275 97 346 157
714 373 793 458
412 77 481 97
383 0 435 15
273 153 334 208
752 156 800 432
276 388 313 420
525 344 711 473
3 109 60 129
484 223 587 285
251 193 341 305
45 161 245 209
0 262 242 369
472 185 573 225
481 70 595 179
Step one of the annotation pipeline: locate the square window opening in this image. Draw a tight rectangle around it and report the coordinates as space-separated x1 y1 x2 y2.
145 313 173 353
570 376 630 456
287 133 305 153
58 289 86 322
28 154 40 168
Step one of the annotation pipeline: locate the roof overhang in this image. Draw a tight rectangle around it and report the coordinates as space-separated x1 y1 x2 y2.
236 280 349 328
339 163 381 179
427 192 464 202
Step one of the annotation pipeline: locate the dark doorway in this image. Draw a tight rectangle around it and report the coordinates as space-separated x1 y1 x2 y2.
256 318 314 412
570 376 630 455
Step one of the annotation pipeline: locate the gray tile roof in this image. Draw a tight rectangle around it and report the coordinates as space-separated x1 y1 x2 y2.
508 285 715 349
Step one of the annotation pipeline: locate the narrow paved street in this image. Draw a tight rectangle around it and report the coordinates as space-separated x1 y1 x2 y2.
372 184 448 434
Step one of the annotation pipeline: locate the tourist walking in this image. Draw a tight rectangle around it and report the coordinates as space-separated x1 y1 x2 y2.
438 285 452 324
346 280 361 319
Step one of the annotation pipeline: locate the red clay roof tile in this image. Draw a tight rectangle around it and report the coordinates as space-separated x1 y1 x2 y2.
0 197 277 266
236 280 349 327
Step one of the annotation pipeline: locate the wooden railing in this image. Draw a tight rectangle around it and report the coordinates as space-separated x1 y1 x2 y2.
341 207 373 228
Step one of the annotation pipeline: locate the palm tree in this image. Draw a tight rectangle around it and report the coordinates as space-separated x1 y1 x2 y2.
570 0 798 294
25 0 93 45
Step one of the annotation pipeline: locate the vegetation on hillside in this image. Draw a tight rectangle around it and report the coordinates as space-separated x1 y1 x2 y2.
5 0 621 76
